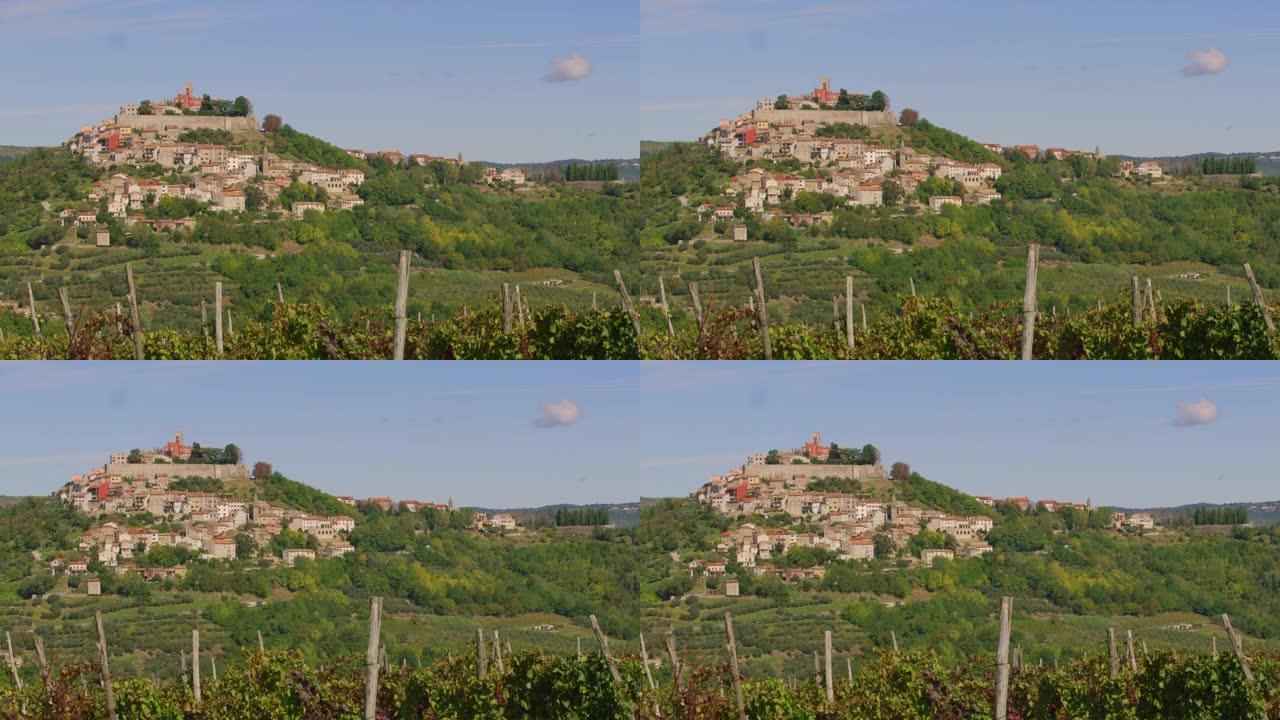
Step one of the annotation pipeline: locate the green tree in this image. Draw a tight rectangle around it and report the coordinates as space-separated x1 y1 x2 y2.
127 449 142 464
765 450 781 465
774 95 790 110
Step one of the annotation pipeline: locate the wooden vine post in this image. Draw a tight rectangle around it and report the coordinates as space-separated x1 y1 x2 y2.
33 633 50 705
125 263 144 360
1108 628 1119 678
393 250 410 360
58 287 76 344
845 276 855 350
1126 629 1138 673
501 283 513 333
1131 277 1142 327
364 597 382 720
493 631 504 674
752 257 772 360
613 271 643 337
95 612 117 720
994 596 1012 720
192 629 201 703
1222 613 1254 682
1021 244 1039 360
891 630 899 653
1244 263 1275 331
5 631 20 692
823 629 834 703
476 627 488 678
724 612 747 720
1145 279 1157 324
26 282 44 339
639 633 662 718
909 276 917 297
589 614 621 683
665 634 682 693
658 277 674 338
214 282 224 356
688 281 705 334
257 630 265 652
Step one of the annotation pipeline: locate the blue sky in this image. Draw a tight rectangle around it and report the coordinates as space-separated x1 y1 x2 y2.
640 0 1280 156
1 362 1277 508
0 0 638 161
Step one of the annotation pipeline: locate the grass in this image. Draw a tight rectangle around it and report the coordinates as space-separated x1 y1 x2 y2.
1 237 622 332
0 584 634 682
644 588 1278 680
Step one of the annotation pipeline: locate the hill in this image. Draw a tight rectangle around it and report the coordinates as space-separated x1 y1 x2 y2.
0 465 641 680
1111 151 1280 177
1113 499 1280 527
474 501 641 529
480 158 640 183
0 125 645 335
0 496 26 507
638 112 1280 331
0 146 33 162
639 466 1280 678
640 140 679 156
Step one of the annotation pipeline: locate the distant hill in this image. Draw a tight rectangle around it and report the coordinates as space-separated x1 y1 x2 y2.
640 141 680 157
1110 151 1280 177
473 501 641 529
479 158 639 183
0 496 27 507
0 146 34 162
1112 500 1280 526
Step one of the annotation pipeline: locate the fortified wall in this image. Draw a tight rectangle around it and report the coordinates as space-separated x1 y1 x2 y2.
104 462 249 481
112 114 259 132
743 462 886 481
751 108 895 127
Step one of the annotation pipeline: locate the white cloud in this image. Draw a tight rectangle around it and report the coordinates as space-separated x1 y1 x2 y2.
544 52 592 83
1172 397 1219 427
1183 47 1229 76
534 398 582 428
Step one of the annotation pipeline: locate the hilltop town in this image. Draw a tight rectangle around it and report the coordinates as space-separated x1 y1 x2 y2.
48 431 519 595
693 77 1169 233
687 432 1155 593
58 84 535 244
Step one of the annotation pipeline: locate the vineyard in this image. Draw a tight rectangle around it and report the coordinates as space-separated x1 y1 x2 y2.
2 293 1278 360
4 631 1280 719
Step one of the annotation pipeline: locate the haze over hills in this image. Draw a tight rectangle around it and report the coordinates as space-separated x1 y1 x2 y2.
481 158 640 183
0 146 32 162
473 501 641 529
1109 151 1280 177
1113 499 1280 527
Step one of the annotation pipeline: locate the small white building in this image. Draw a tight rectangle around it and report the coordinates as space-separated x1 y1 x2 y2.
282 548 317 566
292 201 325 219
1135 162 1164 179
929 195 962 213
920 548 954 567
